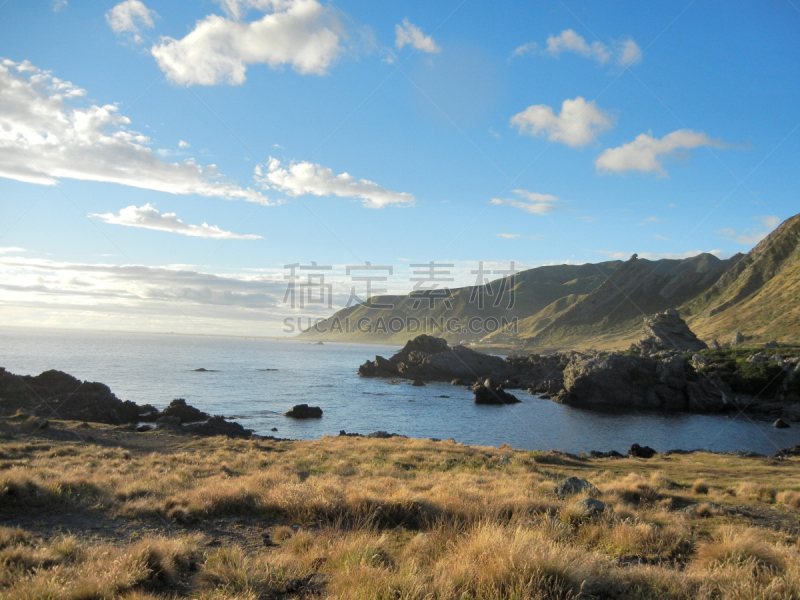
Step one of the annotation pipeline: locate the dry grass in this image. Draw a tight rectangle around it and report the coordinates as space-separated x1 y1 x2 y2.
1 422 800 599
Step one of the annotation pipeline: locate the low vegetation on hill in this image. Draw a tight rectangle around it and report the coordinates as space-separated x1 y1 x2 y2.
3 419 800 599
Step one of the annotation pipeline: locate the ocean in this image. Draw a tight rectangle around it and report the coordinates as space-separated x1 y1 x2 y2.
1 327 797 455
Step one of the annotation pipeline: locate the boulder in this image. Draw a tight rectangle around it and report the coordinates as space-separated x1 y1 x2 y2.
711 339 722 350
21 417 49 432
774 418 790 429
589 450 624 459
284 404 323 419
731 332 746 347
627 443 657 459
411 380 425 387
573 498 614 518
162 398 210 423
637 310 708 352
554 477 599 498
765 341 780 349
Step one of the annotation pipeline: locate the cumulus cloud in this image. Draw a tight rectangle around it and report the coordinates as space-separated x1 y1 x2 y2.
0 59 267 203
546 29 641 66
106 0 156 39
490 189 560 215
596 129 726 176
91 204 262 240
718 216 781 246
254 157 415 209
178 140 190 148
510 97 613 147
150 0 342 86
395 19 440 53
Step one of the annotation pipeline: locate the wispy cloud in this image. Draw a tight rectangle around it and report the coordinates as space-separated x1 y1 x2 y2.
395 19 440 53
497 233 542 240
718 216 781 246
510 41 538 59
510 96 614 147
0 247 25 254
490 189 560 215
545 29 641 66
596 129 727 176
255 157 415 209
0 59 269 203
91 204 263 240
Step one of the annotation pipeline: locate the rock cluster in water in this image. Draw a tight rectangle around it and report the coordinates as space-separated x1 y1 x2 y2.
358 311 800 421
0 367 252 438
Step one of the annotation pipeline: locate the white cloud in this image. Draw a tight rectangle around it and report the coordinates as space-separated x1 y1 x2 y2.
395 19 440 53
510 42 538 59
595 249 723 260
595 129 726 176
106 0 156 39
151 0 342 86
91 204 262 240
178 140 190 148
0 247 25 254
255 157 415 209
490 189 560 215
718 216 781 246
0 59 268 203
52 0 67 12
510 96 613 147
654 234 670 241
546 29 641 66
497 233 541 240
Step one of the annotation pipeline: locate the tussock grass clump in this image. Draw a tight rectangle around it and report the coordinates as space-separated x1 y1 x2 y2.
693 479 711 495
777 490 800 509
694 527 786 572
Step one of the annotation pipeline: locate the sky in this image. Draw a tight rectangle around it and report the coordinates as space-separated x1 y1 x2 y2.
0 0 798 336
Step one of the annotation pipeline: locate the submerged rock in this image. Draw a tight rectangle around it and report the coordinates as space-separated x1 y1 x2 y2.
473 379 520 405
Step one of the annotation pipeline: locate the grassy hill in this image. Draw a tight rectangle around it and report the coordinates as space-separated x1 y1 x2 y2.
300 212 800 351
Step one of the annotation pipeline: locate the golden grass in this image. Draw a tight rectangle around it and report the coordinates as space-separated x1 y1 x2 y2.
2 425 800 598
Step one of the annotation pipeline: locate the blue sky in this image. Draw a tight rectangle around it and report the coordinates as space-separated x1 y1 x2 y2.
0 0 798 335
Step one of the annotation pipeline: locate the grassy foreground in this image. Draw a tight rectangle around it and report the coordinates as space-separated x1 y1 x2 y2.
2 420 800 599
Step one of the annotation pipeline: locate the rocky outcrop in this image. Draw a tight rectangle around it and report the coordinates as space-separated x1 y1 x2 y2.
627 443 657 458
359 335 514 382
0 367 156 425
162 398 210 423
637 309 707 352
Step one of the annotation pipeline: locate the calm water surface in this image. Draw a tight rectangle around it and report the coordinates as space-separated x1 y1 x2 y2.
1 327 797 455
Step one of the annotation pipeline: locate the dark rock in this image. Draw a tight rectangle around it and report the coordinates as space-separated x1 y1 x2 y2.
774 418 790 429
451 377 473 386
185 416 252 438
775 445 800 458
473 379 521 405
193 368 218 372
155 416 182 430
270 427 278 432
637 310 708 352
284 404 323 419
589 450 624 458
367 431 405 438
574 498 614 518
554 477 599 498
411 380 425 387
731 332 746 347
628 443 657 459
711 339 722 350
0 367 150 425
135 425 152 433
765 341 780 349
162 398 210 423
